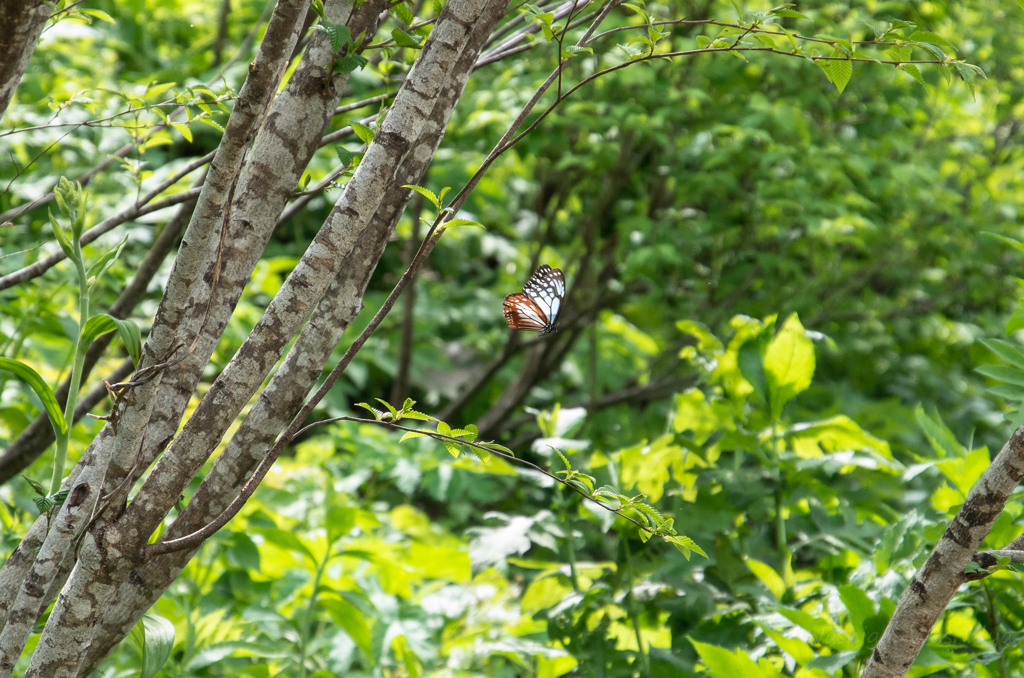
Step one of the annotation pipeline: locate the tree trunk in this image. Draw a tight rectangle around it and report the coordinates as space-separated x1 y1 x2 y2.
0 0 50 124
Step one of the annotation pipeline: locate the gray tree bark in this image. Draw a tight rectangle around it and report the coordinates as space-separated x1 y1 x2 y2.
0 0 509 670
0 0 49 124
862 424 1024 678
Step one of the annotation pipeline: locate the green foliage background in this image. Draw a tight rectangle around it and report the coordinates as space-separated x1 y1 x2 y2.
3 0 1024 676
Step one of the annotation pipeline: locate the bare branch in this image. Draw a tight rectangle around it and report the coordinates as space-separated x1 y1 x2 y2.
863 424 1024 678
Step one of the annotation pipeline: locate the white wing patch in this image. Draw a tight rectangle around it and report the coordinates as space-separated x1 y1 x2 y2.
504 265 566 334
522 265 565 325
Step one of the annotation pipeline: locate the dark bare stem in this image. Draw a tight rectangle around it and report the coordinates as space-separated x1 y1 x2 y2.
390 191 424 404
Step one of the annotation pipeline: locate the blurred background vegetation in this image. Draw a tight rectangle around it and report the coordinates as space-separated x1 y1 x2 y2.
2 0 1024 675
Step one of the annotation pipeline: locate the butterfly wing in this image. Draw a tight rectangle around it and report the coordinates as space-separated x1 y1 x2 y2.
504 293 551 332
522 265 565 326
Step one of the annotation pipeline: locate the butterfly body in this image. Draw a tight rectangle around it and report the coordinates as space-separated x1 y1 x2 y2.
504 265 565 334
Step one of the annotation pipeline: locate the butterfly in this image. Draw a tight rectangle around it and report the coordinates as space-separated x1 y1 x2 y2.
503 264 565 335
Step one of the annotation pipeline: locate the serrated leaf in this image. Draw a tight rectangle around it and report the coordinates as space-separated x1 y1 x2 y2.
392 1 414 25
169 122 192 142
355 402 385 420
669 535 707 559
441 218 485 229
771 9 809 19
197 117 225 133
616 43 645 58
402 185 441 210
335 54 369 73
376 398 399 418
81 8 116 23
912 41 946 61
349 121 375 144
443 440 462 457
830 57 852 93
315 21 352 53
563 45 593 55
621 3 648 18
901 63 926 86
399 430 429 442
392 28 422 49
401 410 436 421
0 358 66 435
480 442 515 456
907 31 956 53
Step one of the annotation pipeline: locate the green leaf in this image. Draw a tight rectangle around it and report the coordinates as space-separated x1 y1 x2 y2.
399 430 429 442
737 340 767 403
375 398 399 418
81 8 116 23
776 609 855 650
49 210 75 260
400 410 436 421
985 232 1024 255
314 21 352 53
322 596 374 659
912 41 946 61
770 9 810 19
169 121 192 142
988 384 1024 401
914 405 964 458
392 28 422 49
392 0 415 25
691 640 767 678
981 339 1024 372
354 402 386 420
80 315 142 365
763 314 815 418
760 625 814 665
441 218 485 229
901 63 926 86
829 57 852 93
976 364 1024 387
86 234 129 287
0 358 67 435
807 651 858 672
129 613 176 678
402 185 441 210
746 558 786 598
838 584 875 641
335 54 369 73
259 528 317 564
349 121 375 144
907 31 956 54
480 441 515 456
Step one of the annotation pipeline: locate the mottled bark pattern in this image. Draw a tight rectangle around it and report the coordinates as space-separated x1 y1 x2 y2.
75 1 508 666
13 2 312 674
0 0 50 123
862 423 1024 678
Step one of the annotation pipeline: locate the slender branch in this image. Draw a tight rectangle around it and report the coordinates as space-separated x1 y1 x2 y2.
143 0 629 560
150 413 663 559
863 423 1024 678
0 160 208 291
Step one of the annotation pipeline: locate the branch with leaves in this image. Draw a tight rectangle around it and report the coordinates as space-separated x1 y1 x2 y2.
353 400 705 557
